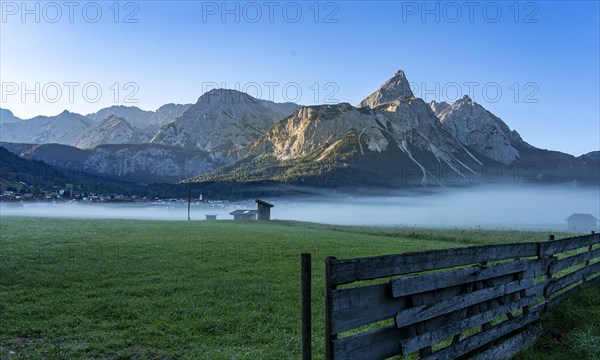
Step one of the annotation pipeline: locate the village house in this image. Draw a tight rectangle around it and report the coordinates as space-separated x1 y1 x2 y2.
566 213 599 232
230 209 258 221
229 200 275 221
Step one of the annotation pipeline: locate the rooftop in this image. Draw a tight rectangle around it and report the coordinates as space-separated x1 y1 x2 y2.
255 199 274 207
230 210 258 215
566 213 599 221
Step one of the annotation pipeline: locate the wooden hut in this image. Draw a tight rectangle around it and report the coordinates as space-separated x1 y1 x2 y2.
256 199 274 220
230 209 258 221
566 213 599 232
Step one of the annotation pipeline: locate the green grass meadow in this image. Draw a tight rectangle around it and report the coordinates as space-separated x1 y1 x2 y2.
0 217 597 359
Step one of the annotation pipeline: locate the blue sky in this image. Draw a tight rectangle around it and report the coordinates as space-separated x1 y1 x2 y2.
1 1 598 155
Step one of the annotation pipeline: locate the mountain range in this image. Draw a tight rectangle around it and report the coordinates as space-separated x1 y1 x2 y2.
193 71 599 188
1 70 598 193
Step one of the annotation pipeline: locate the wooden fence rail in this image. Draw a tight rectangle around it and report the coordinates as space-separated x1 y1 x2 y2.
301 232 600 359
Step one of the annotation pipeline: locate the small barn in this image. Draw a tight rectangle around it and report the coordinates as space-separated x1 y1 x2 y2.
256 199 274 220
205 214 218 221
566 213 599 232
230 209 258 221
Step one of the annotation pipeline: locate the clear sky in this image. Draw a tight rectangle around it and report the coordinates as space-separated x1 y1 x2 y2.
1 1 598 156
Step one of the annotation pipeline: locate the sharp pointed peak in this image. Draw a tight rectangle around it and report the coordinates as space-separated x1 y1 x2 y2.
459 94 473 102
359 69 414 109
394 69 407 77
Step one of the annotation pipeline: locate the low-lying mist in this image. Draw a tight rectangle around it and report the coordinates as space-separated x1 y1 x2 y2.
1 185 598 231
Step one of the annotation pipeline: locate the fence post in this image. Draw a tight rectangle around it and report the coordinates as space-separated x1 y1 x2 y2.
325 257 336 360
539 235 556 310
301 253 312 360
582 231 595 283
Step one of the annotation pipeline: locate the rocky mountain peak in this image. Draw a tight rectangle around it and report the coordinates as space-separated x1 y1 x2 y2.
1 108 15 116
432 97 522 165
581 151 600 161
197 89 257 105
0 108 20 124
74 115 144 149
430 100 451 116
152 91 299 151
359 70 414 109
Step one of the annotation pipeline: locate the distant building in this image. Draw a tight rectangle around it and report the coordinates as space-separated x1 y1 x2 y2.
205 214 218 221
230 209 258 221
256 199 274 220
566 213 599 232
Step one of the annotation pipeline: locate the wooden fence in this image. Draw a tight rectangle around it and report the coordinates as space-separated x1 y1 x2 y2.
301 232 600 360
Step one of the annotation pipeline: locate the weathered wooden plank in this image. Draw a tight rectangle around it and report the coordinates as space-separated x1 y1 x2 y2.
411 292 433 357
552 248 600 273
326 234 598 360
395 279 534 328
548 273 600 308
330 283 409 335
399 282 545 355
418 273 520 332
331 243 539 285
331 279 479 335
331 258 550 334
328 279 534 360
527 257 557 278
331 271 525 335
420 307 543 360
469 324 543 360
589 272 600 282
546 261 600 296
390 259 530 298
548 284 579 308
539 233 600 258
332 326 403 360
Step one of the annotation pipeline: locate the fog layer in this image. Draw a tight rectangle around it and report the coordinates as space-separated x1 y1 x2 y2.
1 186 598 231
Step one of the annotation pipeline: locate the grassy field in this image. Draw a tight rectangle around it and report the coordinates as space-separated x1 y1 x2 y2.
0 217 596 359
516 284 600 360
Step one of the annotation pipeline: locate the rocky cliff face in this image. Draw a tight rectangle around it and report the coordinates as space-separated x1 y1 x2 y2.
259 103 373 160
74 116 147 149
429 100 451 116
81 145 220 182
154 103 192 126
429 96 598 184
0 110 93 146
200 73 492 186
0 108 21 125
86 103 191 134
432 96 522 165
151 89 299 151
0 104 192 150
359 70 414 109
2 142 227 183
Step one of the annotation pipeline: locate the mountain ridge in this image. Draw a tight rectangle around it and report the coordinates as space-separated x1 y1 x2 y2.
2 71 598 190
195 71 599 187
151 89 300 151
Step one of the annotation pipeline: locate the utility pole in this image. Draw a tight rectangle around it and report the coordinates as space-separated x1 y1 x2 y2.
187 180 191 221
